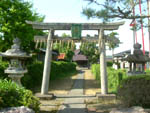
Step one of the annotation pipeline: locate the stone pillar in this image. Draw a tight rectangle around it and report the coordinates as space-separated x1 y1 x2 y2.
142 63 145 73
99 29 108 94
41 29 54 95
120 62 124 69
129 62 132 72
133 63 136 72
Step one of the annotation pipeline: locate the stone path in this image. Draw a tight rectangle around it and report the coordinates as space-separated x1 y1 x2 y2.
57 70 88 113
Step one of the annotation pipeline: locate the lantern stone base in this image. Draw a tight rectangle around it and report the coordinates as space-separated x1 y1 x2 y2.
8 74 24 86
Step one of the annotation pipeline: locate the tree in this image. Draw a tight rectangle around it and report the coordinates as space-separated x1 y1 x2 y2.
80 42 99 65
0 0 44 52
82 0 148 23
61 33 71 38
106 32 121 59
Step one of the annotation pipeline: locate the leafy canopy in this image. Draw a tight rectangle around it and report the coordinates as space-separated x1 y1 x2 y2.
0 0 44 52
80 42 99 64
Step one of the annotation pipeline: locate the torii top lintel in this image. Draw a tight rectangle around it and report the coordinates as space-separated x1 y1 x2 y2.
26 21 125 30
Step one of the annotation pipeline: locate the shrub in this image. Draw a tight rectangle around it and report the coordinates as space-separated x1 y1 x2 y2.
51 61 77 80
22 61 44 89
107 68 127 93
0 60 77 89
117 75 150 108
91 64 100 80
0 79 40 112
0 59 8 79
22 61 77 89
107 61 113 67
91 64 127 93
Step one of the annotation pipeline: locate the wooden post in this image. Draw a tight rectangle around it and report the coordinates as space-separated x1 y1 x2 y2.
41 29 53 95
99 29 108 94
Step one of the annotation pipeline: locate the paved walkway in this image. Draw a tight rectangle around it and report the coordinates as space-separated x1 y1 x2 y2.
57 70 88 113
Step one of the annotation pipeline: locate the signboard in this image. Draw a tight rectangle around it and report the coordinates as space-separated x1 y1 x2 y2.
71 24 82 39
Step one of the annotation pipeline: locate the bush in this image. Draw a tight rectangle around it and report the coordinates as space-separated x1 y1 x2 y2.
0 79 40 112
22 61 44 89
0 59 8 79
107 68 127 93
0 60 77 89
50 61 77 80
91 64 100 80
22 61 77 89
117 75 150 108
91 64 127 93
107 61 113 67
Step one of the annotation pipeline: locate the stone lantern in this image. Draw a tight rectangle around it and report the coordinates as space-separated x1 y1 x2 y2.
124 43 150 75
0 38 31 86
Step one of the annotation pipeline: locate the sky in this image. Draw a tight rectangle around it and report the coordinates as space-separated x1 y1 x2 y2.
26 0 150 55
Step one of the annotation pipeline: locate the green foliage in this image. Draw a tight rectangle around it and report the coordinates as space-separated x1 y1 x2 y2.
82 0 148 22
61 33 70 38
117 75 150 108
22 61 44 89
91 64 100 80
50 61 77 80
91 64 127 93
107 61 113 67
0 0 44 52
0 60 77 89
0 58 8 79
0 79 40 112
21 61 77 89
80 42 99 64
107 32 120 50
107 68 127 93
53 42 75 62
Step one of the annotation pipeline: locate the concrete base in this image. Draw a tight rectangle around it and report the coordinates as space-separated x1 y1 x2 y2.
96 92 116 100
35 93 54 100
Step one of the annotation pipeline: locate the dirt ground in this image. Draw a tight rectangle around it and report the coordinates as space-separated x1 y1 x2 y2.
84 69 101 95
84 69 123 113
86 98 122 113
48 74 77 95
37 69 121 113
36 74 78 113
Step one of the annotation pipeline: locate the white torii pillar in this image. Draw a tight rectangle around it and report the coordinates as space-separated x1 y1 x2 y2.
41 29 53 95
99 29 108 94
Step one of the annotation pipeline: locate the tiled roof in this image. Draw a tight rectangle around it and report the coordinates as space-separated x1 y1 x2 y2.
58 53 65 60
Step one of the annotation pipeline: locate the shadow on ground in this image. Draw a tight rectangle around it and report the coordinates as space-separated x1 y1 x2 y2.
40 110 57 113
57 108 88 113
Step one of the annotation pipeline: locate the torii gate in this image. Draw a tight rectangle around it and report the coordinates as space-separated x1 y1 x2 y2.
26 21 124 95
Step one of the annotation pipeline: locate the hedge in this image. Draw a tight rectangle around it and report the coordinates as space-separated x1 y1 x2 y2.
0 60 77 89
22 61 77 89
91 64 127 93
117 75 150 108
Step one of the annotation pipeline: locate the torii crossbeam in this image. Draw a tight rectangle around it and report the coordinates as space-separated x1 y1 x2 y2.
26 21 125 95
